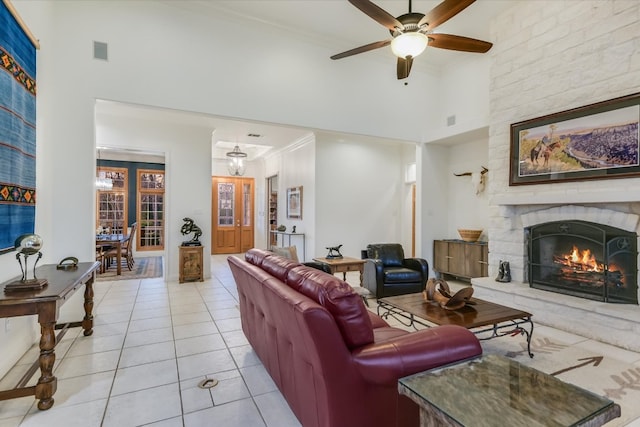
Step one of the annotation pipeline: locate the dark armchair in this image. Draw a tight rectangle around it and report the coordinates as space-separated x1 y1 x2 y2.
362 243 429 299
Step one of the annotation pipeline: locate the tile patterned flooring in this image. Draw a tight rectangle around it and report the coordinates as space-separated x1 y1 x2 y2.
0 254 639 426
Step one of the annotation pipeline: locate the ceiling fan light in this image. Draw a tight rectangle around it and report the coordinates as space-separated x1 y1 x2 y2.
391 32 428 58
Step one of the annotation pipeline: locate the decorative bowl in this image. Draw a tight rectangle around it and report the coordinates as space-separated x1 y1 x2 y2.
457 229 482 242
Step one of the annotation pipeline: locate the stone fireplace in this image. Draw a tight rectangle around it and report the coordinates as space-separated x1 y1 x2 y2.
472 204 640 352
527 220 638 304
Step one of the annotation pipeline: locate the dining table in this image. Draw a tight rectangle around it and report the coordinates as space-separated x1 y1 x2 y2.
96 233 130 275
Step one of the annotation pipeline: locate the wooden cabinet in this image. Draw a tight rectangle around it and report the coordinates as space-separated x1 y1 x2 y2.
433 240 488 280
179 245 204 283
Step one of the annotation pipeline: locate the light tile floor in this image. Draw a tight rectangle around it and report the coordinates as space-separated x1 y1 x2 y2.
0 255 300 427
0 254 638 426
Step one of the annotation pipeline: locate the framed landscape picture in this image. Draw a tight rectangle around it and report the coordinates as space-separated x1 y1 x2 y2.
509 92 640 186
286 186 302 219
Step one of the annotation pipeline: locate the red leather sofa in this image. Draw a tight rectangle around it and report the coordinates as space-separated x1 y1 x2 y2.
228 249 482 427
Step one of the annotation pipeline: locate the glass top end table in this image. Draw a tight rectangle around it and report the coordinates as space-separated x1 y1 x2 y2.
399 354 620 427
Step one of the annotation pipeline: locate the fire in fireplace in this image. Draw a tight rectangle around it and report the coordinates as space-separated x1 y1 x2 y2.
527 220 638 304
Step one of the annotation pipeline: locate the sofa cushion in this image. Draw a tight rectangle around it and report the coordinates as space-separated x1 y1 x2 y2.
261 254 300 281
383 267 423 283
287 266 374 349
367 244 404 267
245 248 273 267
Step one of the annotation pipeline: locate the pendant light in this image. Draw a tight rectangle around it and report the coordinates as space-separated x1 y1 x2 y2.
226 145 247 176
96 150 113 191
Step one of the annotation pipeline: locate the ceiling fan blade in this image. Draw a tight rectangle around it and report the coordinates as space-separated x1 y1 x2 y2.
330 40 391 60
428 33 492 52
418 0 475 30
348 0 402 31
397 56 413 80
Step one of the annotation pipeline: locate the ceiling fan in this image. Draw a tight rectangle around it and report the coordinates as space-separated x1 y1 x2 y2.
331 0 493 79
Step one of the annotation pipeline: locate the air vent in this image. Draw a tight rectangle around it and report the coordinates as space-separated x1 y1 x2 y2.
447 115 456 126
247 133 262 138
93 41 108 61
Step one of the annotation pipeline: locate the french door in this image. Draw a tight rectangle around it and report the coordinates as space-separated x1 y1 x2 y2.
211 177 254 254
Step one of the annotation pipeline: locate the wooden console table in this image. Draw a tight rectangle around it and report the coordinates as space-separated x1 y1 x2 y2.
0 262 100 410
433 240 488 280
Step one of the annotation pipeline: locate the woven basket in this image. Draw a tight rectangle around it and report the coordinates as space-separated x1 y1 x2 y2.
457 229 482 242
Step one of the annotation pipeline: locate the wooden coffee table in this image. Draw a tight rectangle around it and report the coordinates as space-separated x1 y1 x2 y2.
378 292 534 357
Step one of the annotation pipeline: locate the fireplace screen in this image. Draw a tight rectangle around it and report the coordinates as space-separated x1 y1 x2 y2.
527 220 638 304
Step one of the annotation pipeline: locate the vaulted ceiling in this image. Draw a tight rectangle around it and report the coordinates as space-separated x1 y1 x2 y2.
99 1 512 160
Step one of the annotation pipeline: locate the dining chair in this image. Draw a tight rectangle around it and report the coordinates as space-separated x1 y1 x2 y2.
105 222 137 271
96 245 106 273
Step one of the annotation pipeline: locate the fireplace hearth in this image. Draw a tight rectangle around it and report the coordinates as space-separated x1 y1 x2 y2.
527 220 638 304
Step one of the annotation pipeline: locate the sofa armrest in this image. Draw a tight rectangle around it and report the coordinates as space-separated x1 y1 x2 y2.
351 325 481 385
403 258 429 281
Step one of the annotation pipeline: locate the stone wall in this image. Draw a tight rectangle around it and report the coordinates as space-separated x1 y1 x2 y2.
487 0 640 282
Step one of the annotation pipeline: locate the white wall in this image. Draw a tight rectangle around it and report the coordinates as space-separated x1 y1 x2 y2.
315 133 410 259
273 136 316 261
447 139 489 240
418 143 449 271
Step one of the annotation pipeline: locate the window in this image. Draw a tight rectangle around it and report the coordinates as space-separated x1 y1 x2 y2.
218 182 235 226
96 167 128 234
137 170 165 250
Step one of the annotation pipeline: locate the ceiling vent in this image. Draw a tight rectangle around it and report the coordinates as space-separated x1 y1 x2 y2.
247 133 262 138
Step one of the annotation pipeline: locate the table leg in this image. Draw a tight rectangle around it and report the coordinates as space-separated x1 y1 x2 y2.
82 274 95 336
358 267 363 286
35 319 57 410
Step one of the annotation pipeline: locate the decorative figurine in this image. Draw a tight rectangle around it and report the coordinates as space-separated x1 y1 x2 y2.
325 244 343 259
495 260 511 282
5 234 48 292
291 226 296 233
277 225 286 232
181 217 202 246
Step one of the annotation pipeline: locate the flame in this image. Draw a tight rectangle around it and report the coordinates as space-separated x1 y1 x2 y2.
561 245 603 272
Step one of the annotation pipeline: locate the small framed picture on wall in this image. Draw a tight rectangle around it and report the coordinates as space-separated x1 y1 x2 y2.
286 186 302 219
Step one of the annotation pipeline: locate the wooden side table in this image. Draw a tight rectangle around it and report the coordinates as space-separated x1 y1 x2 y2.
312 256 366 285
179 245 204 283
313 256 370 305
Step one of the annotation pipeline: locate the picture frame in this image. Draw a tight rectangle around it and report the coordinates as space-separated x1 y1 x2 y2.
509 92 640 186
286 186 302 219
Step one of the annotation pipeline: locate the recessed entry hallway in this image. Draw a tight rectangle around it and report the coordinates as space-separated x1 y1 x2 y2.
0 255 639 426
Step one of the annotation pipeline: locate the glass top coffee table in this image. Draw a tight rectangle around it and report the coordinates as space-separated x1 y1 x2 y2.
399 354 620 427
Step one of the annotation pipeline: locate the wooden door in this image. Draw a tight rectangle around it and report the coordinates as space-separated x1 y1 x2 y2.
211 177 255 254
